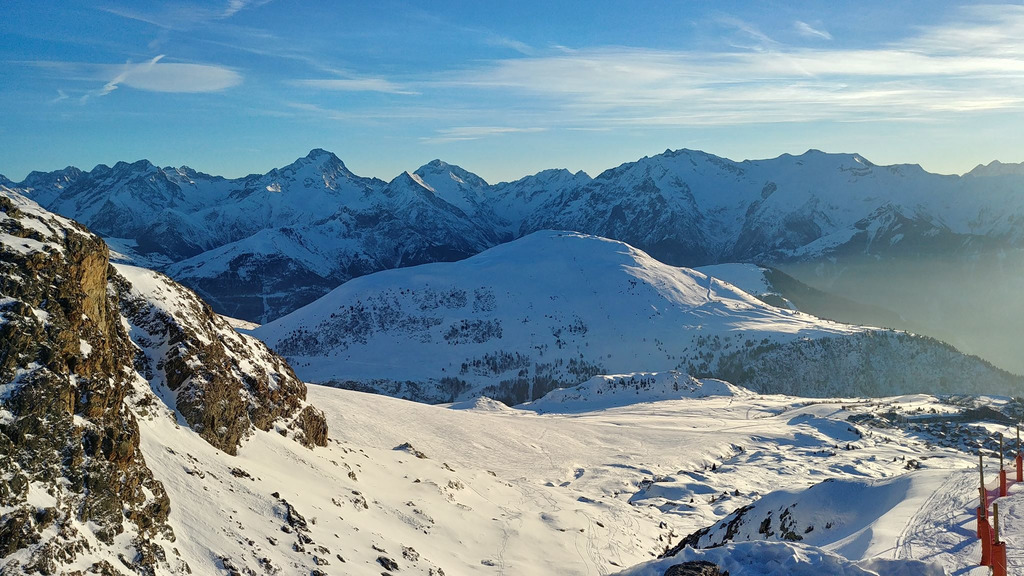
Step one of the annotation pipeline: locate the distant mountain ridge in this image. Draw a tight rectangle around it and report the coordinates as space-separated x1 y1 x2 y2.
6 147 1024 372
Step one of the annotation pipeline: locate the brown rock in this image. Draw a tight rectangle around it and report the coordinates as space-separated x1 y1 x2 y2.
664 560 729 576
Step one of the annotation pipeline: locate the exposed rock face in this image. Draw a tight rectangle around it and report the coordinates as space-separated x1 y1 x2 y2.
111 264 326 454
664 561 729 576
0 192 179 572
0 189 328 572
291 405 329 449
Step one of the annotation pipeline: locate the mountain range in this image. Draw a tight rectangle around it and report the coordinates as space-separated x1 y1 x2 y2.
3 154 1024 574
7 147 1024 374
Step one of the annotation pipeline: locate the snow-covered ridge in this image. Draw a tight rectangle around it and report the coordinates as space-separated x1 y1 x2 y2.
255 231 1022 403
521 372 748 413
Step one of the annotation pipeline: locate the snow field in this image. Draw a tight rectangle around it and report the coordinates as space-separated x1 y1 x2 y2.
127 374 1022 575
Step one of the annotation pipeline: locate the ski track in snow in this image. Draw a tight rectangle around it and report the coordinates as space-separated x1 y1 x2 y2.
894 470 959 561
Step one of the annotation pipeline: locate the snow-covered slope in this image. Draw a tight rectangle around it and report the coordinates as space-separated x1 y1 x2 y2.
7 171 1024 576
6 150 500 323
24 147 1024 271
696 263 920 335
507 149 1003 264
673 471 953 559
255 231 1022 403
132 382 1023 575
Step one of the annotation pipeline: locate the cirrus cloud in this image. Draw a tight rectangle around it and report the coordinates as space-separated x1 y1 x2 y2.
420 126 546 144
795 21 832 41
431 5 1024 128
291 77 418 95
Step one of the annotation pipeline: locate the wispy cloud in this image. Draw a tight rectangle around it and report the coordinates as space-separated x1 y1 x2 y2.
112 59 242 93
222 0 273 18
27 56 244 102
286 102 473 123
406 8 535 55
795 21 832 41
479 31 535 56
421 126 546 144
434 5 1024 128
291 77 418 95
716 16 779 52
99 6 171 29
900 4 1024 57
101 0 274 30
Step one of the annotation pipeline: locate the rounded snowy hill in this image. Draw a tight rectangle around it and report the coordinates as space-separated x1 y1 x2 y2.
254 231 1022 403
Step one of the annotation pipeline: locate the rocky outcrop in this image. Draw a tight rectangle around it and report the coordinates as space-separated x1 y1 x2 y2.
111 264 327 454
664 561 729 576
0 192 180 573
291 405 329 448
0 189 328 572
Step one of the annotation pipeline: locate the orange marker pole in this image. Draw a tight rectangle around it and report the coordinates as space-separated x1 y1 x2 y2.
991 503 1007 576
979 514 992 566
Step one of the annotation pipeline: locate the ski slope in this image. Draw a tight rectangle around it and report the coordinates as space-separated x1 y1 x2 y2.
127 373 1022 575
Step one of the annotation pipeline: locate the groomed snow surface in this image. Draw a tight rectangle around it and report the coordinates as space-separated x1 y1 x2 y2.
131 374 1021 575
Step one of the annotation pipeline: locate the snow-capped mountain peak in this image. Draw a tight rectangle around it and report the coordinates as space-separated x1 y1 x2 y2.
410 159 491 218
416 159 489 188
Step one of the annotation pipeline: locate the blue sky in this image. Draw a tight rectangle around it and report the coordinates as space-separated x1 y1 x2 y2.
2 1 1024 183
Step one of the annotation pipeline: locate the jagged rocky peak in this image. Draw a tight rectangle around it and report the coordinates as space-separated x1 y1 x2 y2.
416 158 489 188
508 167 592 187
290 147 347 173
304 146 339 161
0 188 326 572
386 169 434 195
12 166 86 206
162 164 223 185
17 166 85 189
107 158 161 179
265 148 373 192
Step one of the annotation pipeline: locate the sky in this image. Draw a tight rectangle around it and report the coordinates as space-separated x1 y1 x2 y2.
3 0 1024 183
